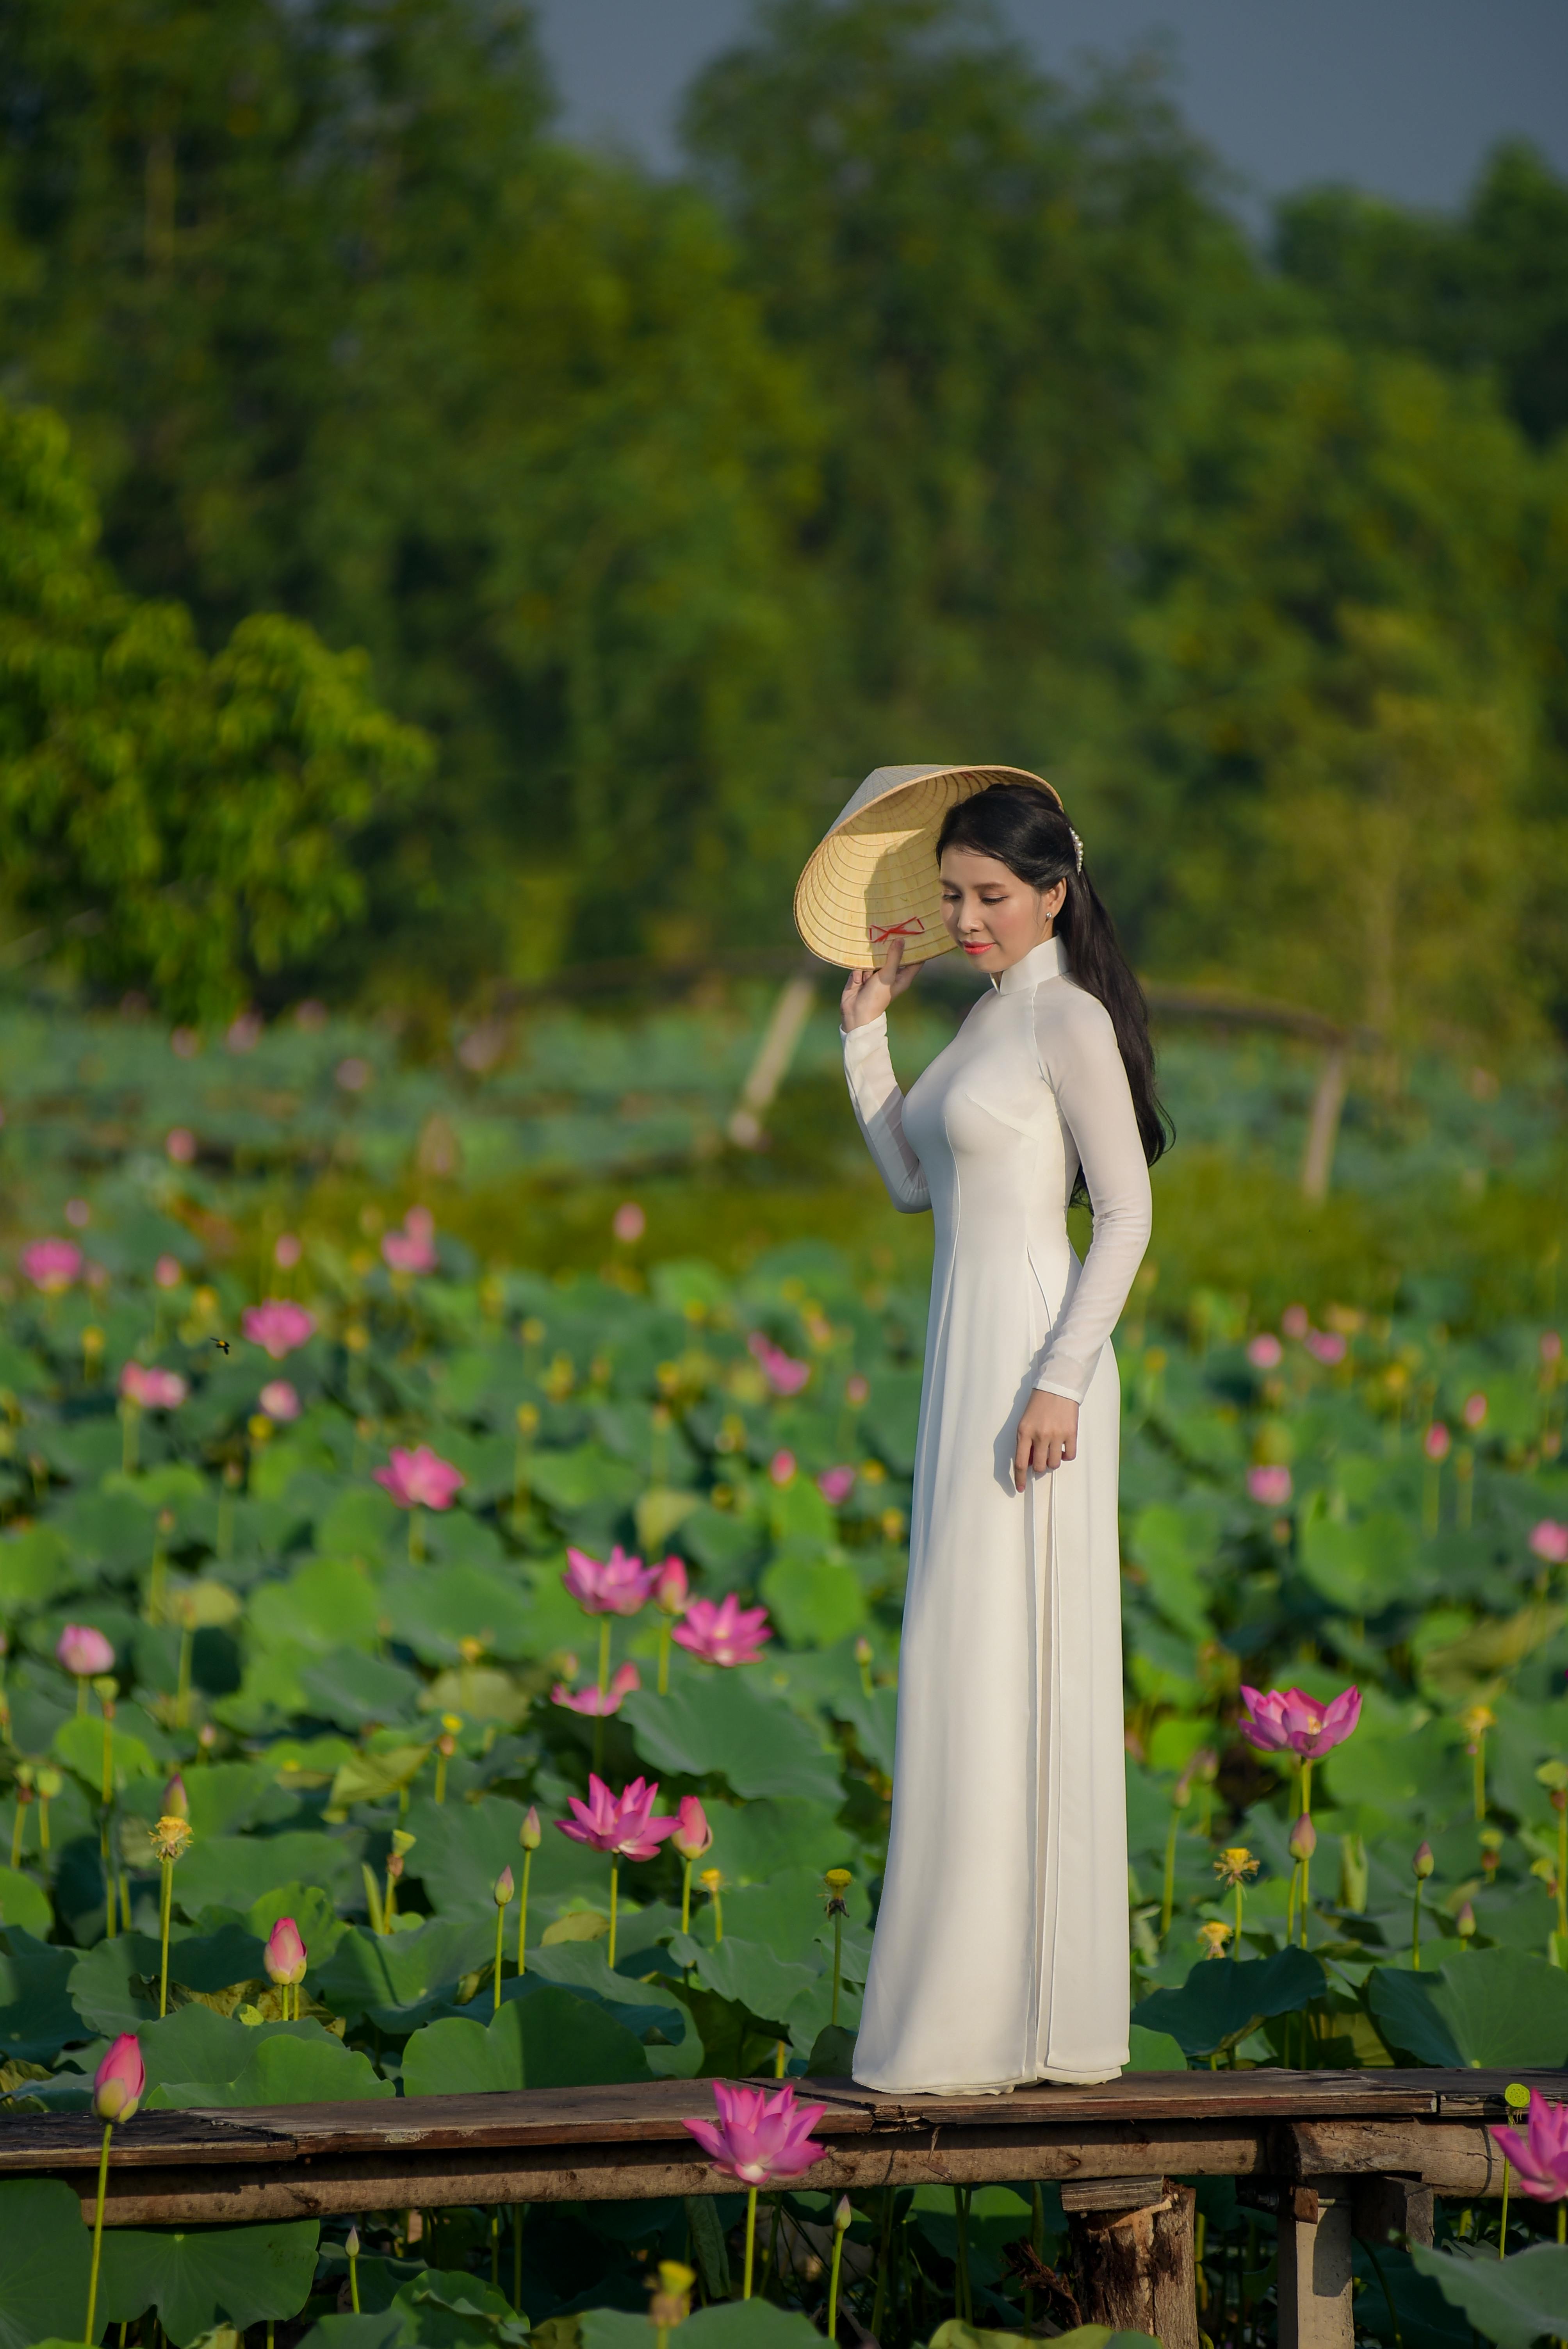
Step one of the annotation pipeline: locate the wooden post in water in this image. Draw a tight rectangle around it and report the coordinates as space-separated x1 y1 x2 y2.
1061 2175 1198 2349
1276 2175 1355 2349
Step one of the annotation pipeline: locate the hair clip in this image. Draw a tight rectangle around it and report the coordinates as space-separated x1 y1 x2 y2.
1069 826 1084 873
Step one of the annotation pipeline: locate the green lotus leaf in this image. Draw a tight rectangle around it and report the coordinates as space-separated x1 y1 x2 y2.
300 1645 423 1730
402 1981 650 2094
378 1564 536 1665
1298 1497 1416 1615
1126 2024 1187 2070
404 1793 603 1917
1131 1948 1324 2058
315 1914 496 2032
624 1672 844 1804
173 1829 363 1916
760 1552 867 1649
1368 1949 1568 2067
701 1798 849 1887
0 1929 83 2061
668 1931 820 2034
326 1742 432 1811
1410 2244 1568 2349
96 2217 321 2345
518 1940 700 2072
53 1712 159 1791
570 2301 827 2349
244 1882 351 1971
249 1558 383 1656
156 2028 392 2108
687 1864 864 1957
316 1485 403 1560
0 1525 70 1612
0 1864 52 1939
0 2177 99 2349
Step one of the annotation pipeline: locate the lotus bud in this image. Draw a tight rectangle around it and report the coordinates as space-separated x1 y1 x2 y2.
162 1772 189 1821
833 2196 852 2235
654 1558 689 1615
648 2259 695 2331
93 1675 117 1708
520 1805 541 1852
264 1917 308 1987
1288 1814 1317 1862
1197 1919 1232 1959
670 1795 712 1863
1456 1901 1477 1941
1412 1841 1434 1880
853 1636 873 1668
93 2033 145 2124
385 1852 405 1884
345 2225 360 2259
391 1829 417 1858
494 1866 515 1907
823 1866 852 1918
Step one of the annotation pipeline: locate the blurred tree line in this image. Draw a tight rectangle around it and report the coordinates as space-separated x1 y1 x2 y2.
0 0 1563 1040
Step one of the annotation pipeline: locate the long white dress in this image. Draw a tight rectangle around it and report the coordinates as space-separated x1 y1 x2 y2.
844 934 1153 2092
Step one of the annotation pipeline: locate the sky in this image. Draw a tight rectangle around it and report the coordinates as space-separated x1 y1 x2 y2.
534 0 1568 220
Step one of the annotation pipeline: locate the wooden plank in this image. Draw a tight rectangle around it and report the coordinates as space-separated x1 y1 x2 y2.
1284 2119 1507 2198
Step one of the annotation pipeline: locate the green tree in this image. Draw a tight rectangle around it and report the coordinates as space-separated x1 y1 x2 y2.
0 395 430 1020
1132 337 1553 1046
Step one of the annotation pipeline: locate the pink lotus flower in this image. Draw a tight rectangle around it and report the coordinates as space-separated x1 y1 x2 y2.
153 1254 183 1289
242 1299 316 1360
769 1449 796 1486
21 1238 82 1294
671 1795 713 1862
1246 1464 1292 1507
552 1662 641 1716
612 1201 646 1244
1424 1421 1451 1463
375 1445 465 1511
1462 1391 1488 1429
259 1380 301 1422
653 1557 689 1615
382 1206 438 1275
1489 2088 1568 2201
1305 1330 1347 1366
1246 1334 1283 1370
119 1362 187 1410
263 1916 307 1987
93 2033 145 2124
1281 1304 1309 1340
562 1544 659 1617
747 1332 810 1397
556 1773 677 1861
1530 1520 1568 1565
672 1594 772 1668
817 1465 856 1505
57 1624 115 1679
682 2080 829 2187
165 1127 197 1165
274 1233 302 1270
1239 1683 1361 1759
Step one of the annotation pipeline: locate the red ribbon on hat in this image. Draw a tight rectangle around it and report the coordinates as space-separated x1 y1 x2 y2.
868 917 924 943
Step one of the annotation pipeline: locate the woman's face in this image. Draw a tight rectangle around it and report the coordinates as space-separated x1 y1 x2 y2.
938 848 1066 974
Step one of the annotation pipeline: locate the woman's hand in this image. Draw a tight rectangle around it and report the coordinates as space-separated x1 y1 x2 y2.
841 935 921 1030
1012 1391 1079 1489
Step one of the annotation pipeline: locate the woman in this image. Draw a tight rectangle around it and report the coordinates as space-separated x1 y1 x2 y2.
798 767 1165 2093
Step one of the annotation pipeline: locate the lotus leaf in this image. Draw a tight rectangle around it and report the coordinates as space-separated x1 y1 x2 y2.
379 1563 536 1664
0 1929 83 2060
0 1863 50 1937
1131 1948 1324 2058
860 1369 923 1476
1126 2025 1187 2069
316 1914 497 2032
0 2176 100 2349
121 1759 290 1839
159 2028 392 2107
402 1981 650 2094
624 1672 843 1804
669 1930 819 2032
250 1558 383 1655
327 1743 433 1811
519 1939 701 2071
419 1665 529 1725
53 1711 158 1790
244 1882 351 1970
1368 1949 1568 2067
96 2217 321 2345
702 1798 848 1885
569 2301 829 2349
761 1552 867 1649
1410 2243 1568 2349
1124 1503 1222 1641
46 1487 155 1570
679 1505 768 1579
302 1646 424 1729
526 1442 643 1519
174 1829 363 1915
0 1525 70 1611
1298 1498 1417 1615
315 1485 403 1559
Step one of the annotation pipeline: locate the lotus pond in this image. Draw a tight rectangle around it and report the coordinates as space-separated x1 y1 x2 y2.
0 997 1566 2348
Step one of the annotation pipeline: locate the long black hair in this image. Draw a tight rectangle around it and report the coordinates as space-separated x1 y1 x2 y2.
936 783 1172 1169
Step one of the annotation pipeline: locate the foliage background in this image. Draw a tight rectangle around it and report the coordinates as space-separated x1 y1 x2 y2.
0 0 1563 1043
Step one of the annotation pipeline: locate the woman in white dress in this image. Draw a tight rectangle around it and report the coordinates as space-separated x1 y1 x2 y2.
830 777 1165 2094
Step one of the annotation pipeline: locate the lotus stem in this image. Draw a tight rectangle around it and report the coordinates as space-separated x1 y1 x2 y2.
38 1788 50 1852
409 1505 423 1563
85 2121 113 2342
159 1859 174 2016
1499 2160 1510 2255
870 2191 893 2338
609 1859 618 1969
741 2187 759 2299
832 1910 844 2025
1160 1807 1180 1941
434 1747 448 1806
1412 1880 1424 1971
175 1628 193 1729
681 1858 692 1935
953 2184 973 2324
827 2198 850 2340
774 2038 786 2078
121 1399 139 1476
491 2208 500 2288
347 2226 360 2312
1474 1732 1487 1821
514 2205 525 2307
597 1617 611 1697
658 1621 672 1695
494 1909 506 2015
517 1850 532 1975
9 1793 24 1870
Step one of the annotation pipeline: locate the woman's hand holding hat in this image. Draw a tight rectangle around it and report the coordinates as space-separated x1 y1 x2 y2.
841 936 921 1030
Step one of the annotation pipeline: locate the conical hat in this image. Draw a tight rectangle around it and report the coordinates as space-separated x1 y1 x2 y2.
793 763 1063 968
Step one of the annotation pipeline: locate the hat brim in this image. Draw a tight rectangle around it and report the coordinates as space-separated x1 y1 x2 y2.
793 763 1063 969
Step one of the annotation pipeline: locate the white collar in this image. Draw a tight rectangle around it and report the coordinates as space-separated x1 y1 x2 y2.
993 933 1067 996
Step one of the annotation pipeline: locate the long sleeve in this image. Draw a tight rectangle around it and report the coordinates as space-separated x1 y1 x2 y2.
842 1016 932 1214
1032 986 1152 1401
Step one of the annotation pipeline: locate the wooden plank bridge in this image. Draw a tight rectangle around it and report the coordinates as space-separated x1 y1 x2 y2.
2 2070 1559 2349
